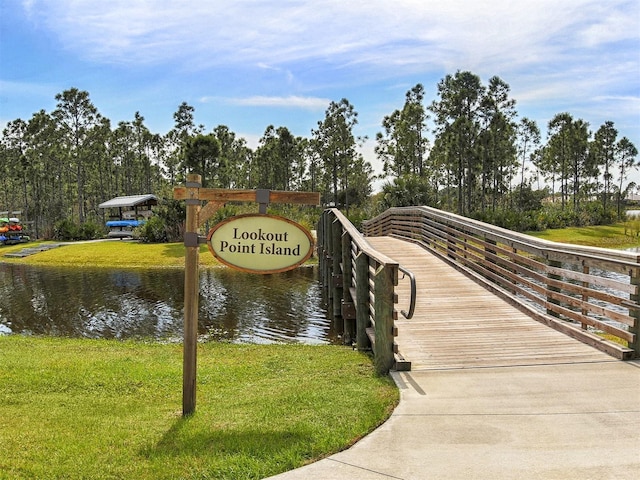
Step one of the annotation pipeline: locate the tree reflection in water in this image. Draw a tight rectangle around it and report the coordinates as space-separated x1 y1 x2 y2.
0 264 337 344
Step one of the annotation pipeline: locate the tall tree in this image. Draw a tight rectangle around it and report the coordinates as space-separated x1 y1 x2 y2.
516 118 541 207
545 113 573 208
429 71 484 215
0 119 28 217
615 136 638 217
182 134 221 188
24 110 66 236
592 121 618 213
253 125 301 190
52 88 102 223
567 118 591 212
376 84 429 178
478 76 517 211
312 98 368 212
212 125 252 189
165 102 203 184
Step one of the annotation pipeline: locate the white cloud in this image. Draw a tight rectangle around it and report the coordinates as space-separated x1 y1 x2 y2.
199 95 330 110
22 0 638 76
227 96 330 110
13 0 639 147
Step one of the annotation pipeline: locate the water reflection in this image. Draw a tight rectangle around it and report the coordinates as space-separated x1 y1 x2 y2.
0 264 337 344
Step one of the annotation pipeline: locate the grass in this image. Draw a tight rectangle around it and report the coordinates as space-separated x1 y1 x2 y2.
1 239 319 269
525 222 640 250
0 336 398 479
525 223 638 349
1 240 220 268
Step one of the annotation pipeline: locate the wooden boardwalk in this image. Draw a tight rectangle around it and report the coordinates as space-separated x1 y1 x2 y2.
366 236 614 371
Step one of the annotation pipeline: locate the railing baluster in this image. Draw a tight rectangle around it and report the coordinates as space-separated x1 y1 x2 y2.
362 206 640 360
341 231 355 344
331 217 343 321
317 208 400 374
355 252 371 351
629 268 640 355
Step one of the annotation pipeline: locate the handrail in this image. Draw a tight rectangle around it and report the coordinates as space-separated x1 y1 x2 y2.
317 208 407 373
362 206 640 360
329 207 398 267
398 265 416 319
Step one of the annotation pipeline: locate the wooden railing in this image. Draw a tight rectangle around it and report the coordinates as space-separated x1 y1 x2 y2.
317 208 412 373
362 206 640 360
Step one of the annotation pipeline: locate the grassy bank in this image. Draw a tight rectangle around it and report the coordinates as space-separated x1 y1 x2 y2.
0 240 219 268
525 222 640 250
0 336 398 479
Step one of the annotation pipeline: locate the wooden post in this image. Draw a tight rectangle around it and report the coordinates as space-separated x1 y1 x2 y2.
331 218 343 320
325 212 334 312
317 213 325 286
629 268 640 357
374 265 396 374
341 231 355 344
547 258 562 318
182 174 201 416
581 265 590 330
355 252 371 351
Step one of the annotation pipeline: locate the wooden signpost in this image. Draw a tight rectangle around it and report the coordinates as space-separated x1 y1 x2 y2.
173 174 320 416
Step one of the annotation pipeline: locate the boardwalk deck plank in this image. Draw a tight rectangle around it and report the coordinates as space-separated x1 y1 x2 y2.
366 236 613 370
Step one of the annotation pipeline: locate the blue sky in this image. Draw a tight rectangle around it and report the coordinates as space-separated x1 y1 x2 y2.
1 0 639 187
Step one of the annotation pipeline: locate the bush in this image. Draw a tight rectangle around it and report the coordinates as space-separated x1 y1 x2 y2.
137 216 168 243
53 218 80 241
79 221 105 240
53 218 105 241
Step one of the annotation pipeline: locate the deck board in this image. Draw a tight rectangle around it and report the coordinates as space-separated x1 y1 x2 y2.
366 236 613 370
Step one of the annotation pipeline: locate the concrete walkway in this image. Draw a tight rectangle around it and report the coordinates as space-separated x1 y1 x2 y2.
267 359 640 479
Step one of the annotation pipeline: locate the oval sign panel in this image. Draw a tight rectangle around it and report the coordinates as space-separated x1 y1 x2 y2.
207 214 314 274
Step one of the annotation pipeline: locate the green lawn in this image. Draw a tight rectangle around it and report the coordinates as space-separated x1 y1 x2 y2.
526 222 640 250
1 240 219 268
0 240 392 479
0 337 398 479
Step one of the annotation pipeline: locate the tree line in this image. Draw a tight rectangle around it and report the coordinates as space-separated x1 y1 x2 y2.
1 89 371 239
376 71 638 230
378 72 638 231
1 71 637 240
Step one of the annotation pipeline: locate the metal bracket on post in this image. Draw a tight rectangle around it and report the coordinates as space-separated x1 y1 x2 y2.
184 232 199 247
256 189 270 214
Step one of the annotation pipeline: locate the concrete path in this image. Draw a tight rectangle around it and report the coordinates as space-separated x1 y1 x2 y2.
2 243 65 257
267 359 640 479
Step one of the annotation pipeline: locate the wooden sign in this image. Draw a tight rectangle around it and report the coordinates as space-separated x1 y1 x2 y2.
174 176 320 416
207 214 314 274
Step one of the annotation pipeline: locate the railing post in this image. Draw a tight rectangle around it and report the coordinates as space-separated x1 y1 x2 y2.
324 211 334 311
581 265 589 330
547 258 562 318
374 265 396 374
484 236 497 271
331 218 343 322
341 231 356 344
355 252 371 351
317 212 325 285
629 267 640 357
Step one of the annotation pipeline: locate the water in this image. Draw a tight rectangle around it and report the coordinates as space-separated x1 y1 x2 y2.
0 264 338 344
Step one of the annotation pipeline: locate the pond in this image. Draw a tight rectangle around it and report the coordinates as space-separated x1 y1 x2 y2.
0 264 338 344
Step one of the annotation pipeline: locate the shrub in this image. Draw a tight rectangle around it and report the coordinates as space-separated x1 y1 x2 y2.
53 218 80 241
137 216 168 243
79 221 105 240
53 218 105 241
